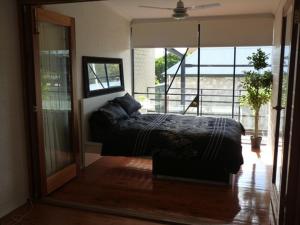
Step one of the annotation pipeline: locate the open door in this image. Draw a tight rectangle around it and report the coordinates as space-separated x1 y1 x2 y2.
32 8 79 195
271 1 299 224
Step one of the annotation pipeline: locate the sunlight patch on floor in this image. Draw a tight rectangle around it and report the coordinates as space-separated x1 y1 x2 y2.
125 158 152 171
242 135 273 166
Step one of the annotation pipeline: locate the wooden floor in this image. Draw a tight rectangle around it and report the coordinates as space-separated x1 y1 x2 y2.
46 142 272 225
1 202 163 225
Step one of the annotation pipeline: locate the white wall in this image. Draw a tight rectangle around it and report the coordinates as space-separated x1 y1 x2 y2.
46 2 132 99
0 0 29 217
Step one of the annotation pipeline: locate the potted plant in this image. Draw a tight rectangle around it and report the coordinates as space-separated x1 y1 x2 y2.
240 49 273 149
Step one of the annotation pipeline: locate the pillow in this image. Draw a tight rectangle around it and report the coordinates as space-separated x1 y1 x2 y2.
98 102 129 124
113 93 142 115
130 111 141 118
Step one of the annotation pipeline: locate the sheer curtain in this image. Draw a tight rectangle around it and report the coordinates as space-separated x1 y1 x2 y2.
39 22 73 176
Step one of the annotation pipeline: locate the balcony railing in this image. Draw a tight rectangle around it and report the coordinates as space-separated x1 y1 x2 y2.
134 87 270 136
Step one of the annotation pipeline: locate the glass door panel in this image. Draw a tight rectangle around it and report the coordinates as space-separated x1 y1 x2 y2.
274 9 293 193
133 48 166 113
39 21 74 177
34 8 78 195
166 48 196 115
199 47 234 118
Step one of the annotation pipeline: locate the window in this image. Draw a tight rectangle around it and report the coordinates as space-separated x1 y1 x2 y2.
133 46 272 135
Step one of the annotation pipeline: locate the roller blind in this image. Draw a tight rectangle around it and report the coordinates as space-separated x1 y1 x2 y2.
132 21 198 48
131 15 274 48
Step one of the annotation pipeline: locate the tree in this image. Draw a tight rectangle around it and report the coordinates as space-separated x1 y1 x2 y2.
240 48 272 147
155 54 181 84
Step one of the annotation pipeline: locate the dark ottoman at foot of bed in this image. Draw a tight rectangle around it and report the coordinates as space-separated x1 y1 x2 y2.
152 150 232 184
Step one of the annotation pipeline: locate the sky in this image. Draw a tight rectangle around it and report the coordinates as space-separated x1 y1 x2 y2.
155 48 188 59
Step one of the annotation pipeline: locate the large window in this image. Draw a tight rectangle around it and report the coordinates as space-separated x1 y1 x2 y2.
133 46 272 135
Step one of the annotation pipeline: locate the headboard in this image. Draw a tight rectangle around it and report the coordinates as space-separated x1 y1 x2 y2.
80 91 126 154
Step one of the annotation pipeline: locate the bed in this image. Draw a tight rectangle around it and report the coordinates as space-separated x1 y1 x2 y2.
89 93 245 183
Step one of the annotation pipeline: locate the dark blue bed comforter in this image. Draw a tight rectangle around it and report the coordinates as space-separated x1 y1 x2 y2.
90 113 245 174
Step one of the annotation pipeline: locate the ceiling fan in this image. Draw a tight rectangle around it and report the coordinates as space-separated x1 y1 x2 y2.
139 0 221 20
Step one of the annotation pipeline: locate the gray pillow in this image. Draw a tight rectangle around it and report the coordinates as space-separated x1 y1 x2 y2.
130 111 141 118
98 102 129 124
113 93 142 115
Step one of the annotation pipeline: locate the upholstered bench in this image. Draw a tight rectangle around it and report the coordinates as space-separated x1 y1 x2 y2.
152 150 233 184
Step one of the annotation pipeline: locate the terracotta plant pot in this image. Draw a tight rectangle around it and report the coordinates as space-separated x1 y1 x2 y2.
251 136 262 150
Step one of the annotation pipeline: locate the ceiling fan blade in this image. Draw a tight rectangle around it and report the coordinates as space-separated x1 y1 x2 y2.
187 3 221 10
139 5 174 11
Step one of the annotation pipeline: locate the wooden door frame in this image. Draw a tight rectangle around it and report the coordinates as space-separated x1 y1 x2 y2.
278 5 297 224
17 0 300 222
17 0 92 197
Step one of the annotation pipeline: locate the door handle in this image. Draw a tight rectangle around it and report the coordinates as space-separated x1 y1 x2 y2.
273 105 285 110
33 105 39 112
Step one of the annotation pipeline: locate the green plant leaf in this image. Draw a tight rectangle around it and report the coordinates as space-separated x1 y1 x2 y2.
240 49 273 138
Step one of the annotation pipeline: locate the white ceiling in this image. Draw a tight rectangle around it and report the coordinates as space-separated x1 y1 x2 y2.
102 0 280 21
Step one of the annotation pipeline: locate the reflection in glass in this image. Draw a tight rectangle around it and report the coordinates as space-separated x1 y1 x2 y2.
87 63 122 90
83 57 124 97
106 64 121 87
88 63 107 90
39 22 73 176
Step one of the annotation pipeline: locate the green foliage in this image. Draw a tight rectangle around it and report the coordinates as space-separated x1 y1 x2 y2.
247 48 269 70
240 71 272 112
240 48 273 138
155 54 181 84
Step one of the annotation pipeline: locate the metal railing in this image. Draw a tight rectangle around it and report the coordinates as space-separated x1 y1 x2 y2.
134 87 269 135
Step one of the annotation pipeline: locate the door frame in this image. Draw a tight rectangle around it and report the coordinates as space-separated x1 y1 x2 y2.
17 0 300 222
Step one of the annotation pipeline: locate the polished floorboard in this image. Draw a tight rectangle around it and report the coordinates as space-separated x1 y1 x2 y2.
1 203 163 225
48 142 272 225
